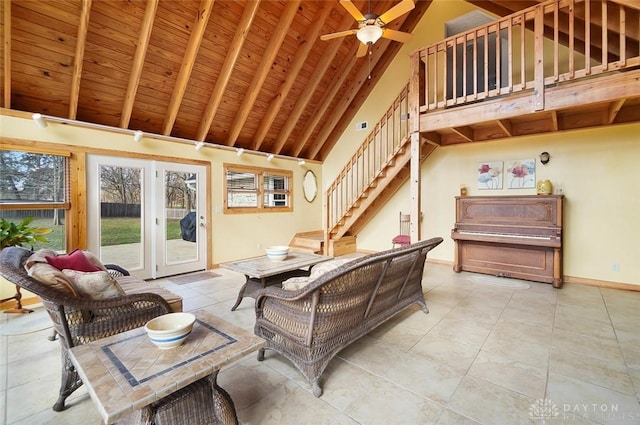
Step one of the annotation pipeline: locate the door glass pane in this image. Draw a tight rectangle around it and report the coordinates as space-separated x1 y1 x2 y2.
165 170 198 264
98 165 143 270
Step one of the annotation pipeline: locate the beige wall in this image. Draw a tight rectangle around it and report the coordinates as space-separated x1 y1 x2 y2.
324 0 639 287
355 123 640 286
0 113 322 268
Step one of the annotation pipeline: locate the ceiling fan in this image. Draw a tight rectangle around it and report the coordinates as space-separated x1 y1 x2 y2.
320 0 415 57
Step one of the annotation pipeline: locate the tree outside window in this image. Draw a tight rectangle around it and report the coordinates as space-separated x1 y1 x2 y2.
224 164 292 213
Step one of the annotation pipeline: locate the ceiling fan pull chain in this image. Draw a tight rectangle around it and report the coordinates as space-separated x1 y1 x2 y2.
368 44 372 79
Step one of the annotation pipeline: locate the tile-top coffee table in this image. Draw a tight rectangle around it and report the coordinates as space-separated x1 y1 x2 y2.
69 309 265 425
221 252 332 311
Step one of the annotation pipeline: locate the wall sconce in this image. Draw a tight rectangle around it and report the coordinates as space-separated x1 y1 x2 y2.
266 154 274 162
133 130 143 143
298 159 306 166
32 113 48 128
539 151 550 165
236 148 245 157
194 141 204 151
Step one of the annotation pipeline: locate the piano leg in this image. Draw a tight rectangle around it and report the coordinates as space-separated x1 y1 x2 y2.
453 241 462 272
552 247 563 288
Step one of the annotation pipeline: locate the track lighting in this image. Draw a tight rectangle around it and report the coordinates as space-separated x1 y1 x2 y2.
32 113 48 128
25 114 306 164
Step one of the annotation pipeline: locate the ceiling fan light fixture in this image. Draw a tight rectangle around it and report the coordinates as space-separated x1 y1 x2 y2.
357 25 383 45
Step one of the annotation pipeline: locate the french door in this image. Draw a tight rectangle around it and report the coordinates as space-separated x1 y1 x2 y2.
87 155 207 279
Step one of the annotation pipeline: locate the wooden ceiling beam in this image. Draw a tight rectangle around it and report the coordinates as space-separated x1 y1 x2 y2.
69 0 92 120
120 0 158 129
497 119 513 136
551 110 558 130
422 131 441 145
314 0 432 161
196 1 259 142
225 0 301 146
609 98 626 123
452 125 474 142
271 10 356 154
162 0 214 136
465 0 535 17
252 2 333 151
294 46 359 158
3 0 11 109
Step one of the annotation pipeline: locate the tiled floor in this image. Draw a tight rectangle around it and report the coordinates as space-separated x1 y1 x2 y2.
1 262 639 425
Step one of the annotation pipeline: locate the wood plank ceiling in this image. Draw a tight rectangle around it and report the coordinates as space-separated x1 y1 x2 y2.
3 0 620 161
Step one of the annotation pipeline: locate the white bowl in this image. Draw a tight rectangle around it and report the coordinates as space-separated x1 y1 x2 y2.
144 312 196 349
266 245 289 261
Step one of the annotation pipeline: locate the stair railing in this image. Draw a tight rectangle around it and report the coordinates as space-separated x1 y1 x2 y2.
325 84 410 238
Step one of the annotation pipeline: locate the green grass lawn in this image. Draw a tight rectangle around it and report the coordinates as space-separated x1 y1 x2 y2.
27 217 182 250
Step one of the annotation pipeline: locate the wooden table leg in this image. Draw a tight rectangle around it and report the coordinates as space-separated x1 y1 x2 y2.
1 285 33 314
230 276 250 311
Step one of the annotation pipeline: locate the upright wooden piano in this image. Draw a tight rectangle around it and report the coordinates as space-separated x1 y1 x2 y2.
451 195 563 288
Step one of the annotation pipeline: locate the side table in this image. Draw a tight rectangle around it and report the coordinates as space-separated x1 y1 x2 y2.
69 309 265 425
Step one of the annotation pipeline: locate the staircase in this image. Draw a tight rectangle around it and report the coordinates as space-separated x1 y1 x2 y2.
324 84 437 252
289 230 357 257
288 230 324 254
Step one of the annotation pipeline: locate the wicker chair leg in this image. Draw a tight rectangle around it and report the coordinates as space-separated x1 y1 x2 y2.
53 348 83 411
417 301 429 314
257 347 265 361
311 380 322 397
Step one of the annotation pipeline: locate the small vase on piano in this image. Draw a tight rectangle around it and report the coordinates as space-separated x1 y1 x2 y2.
537 180 553 195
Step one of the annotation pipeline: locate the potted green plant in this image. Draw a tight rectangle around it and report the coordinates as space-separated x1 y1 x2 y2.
1 216 51 249
0 217 51 313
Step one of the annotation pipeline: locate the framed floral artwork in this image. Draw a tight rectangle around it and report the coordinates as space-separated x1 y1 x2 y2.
506 159 536 188
477 161 503 189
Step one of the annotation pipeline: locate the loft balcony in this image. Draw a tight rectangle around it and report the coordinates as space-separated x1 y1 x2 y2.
409 0 640 145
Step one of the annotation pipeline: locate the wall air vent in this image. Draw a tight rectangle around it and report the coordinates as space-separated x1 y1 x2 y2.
355 121 368 131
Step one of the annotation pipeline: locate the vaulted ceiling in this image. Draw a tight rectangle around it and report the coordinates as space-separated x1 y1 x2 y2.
1 0 548 161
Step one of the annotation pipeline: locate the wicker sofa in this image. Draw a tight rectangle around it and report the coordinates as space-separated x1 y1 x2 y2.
254 237 443 397
0 246 182 412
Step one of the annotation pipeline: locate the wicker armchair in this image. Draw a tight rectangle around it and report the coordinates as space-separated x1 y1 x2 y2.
254 237 443 397
0 247 175 412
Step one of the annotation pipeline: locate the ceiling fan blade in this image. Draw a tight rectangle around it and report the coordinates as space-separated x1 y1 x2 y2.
320 29 358 41
381 28 413 43
379 0 415 24
356 42 368 58
339 0 365 22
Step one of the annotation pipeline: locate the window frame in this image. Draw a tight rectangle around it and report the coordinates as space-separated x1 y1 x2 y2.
0 145 72 251
224 163 293 214
0 146 71 210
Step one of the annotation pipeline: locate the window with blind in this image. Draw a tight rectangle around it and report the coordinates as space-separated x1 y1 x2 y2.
0 149 71 251
224 164 292 213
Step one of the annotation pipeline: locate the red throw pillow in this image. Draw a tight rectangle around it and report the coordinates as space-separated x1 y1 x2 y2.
46 249 102 273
